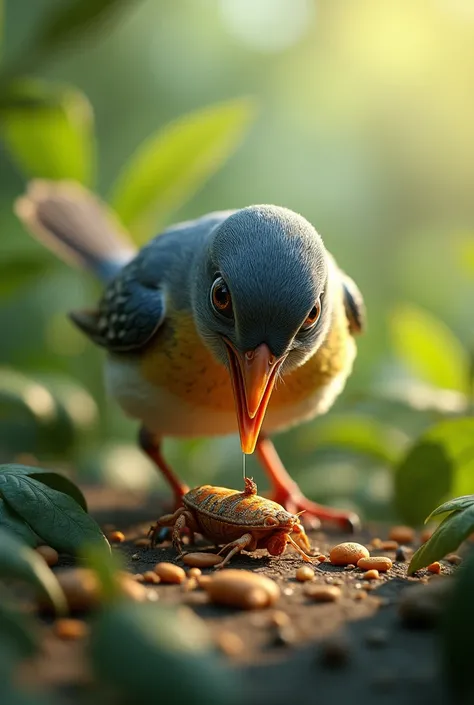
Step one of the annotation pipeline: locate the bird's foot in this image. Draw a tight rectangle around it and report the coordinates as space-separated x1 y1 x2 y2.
271 489 360 533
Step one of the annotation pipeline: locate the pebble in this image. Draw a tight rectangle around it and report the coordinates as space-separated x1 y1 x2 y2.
154 562 186 584
389 526 415 544
296 566 315 582
357 556 392 572
305 585 341 602
363 569 380 581
35 545 59 567
395 546 409 562
329 542 370 566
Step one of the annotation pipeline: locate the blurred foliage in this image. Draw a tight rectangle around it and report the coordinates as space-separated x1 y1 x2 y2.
0 0 473 526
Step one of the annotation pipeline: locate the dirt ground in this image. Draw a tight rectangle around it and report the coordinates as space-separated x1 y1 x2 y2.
26 486 455 705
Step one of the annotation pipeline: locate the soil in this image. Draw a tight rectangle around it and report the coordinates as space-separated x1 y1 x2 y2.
24 486 456 705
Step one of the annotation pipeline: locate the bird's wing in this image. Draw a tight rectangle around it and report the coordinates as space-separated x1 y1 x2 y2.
340 270 366 335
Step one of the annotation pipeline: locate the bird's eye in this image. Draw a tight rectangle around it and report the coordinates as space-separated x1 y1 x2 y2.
301 299 321 331
211 277 233 318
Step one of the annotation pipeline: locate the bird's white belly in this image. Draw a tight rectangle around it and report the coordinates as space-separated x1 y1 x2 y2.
105 348 355 439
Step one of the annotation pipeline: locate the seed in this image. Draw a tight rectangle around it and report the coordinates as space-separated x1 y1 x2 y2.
305 585 341 602
446 554 462 565
52 568 101 611
329 542 370 566
420 528 434 543
216 630 244 656
388 526 415 544
363 569 380 580
316 555 327 563
132 573 145 582
197 575 212 589
154 562 186 584
108 530 125 543
273 625 297 647
182 552 222 568
269 610 290 627
35 545 59 567
143 571 161 584
380 540 398 551
370 538 382 549
353 590 367 600
427 562 441 574
295 566 315 582
134 538 151 547
187 567 202 578
183 578 198 592
357 557 392 572
202 569 280 610
344 564 356 570
53 618 89 641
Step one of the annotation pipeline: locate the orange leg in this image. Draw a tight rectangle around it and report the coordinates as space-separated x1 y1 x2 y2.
256 436 360 532
215 533 255 569
139 427 189 511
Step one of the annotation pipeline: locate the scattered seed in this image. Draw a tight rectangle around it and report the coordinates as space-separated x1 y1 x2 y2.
330 542 369 566
108 531 125 543
446 554 462 565
187 567 202 578
316 555 327 563
35 545 59 567
353 590 367 600
388 526 415 544
273 625 297 647
134 538 151 547
154 562 186 584
370 538 382 549
53 618 89 641
202 570 280 610
380 540 398 551
182 552 222 568
357 557 392 572
427 562 441 574
142 571 161 585
363 569 380 581
305 585 341 602
344 564 356 570
269 610 290 627
132 573 145 582
216 630 244 656
296 566 315 582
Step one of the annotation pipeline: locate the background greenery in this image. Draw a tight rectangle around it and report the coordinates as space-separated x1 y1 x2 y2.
1 0 473 524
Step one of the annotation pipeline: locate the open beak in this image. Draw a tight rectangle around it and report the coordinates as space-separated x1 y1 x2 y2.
224 339 287 454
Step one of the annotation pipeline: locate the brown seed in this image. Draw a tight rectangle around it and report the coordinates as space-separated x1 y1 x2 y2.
388 526 415 544
134 538 151 547
202 569 280 610
142 571 161 584
154 562 186 584
353 590 367 600
446 554 462 565
380 540 399 551
182 578 198 592
187 567 202 578
363 569 380 581
182 552 222 568
420 527 434 543
132 573 145 582
119 575 148 602
269 610 290 627
35 545 59 567
108 530 125 543
370 538 382 549
357 557 392 572
427 561 441 574
295 566 315 582
216 630 244 656
52 568 101 611
197 575 212 589
305 585 341 602
330 542 370 566
53 618 89 641
316 555 327 563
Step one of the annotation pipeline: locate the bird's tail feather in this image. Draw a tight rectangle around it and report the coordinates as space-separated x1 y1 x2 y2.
14 180 137 282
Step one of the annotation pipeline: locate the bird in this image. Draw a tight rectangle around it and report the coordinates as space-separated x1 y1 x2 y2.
14 180 365 531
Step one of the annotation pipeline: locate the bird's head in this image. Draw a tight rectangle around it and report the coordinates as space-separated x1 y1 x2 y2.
192 205 331 454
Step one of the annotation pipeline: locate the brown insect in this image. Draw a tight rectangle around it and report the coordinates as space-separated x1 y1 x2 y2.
148 477 313 569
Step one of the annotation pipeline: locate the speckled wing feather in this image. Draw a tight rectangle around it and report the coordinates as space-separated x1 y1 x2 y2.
340 271 366 335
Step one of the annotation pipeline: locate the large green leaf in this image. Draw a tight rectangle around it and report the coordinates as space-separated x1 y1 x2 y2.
110 97 256 242
90 603 240 705
394 417 474 525
0 473 108 554
390 303 469 393
0 501 40 547
0 465 87 512
0 529 66 612
1 80 95 185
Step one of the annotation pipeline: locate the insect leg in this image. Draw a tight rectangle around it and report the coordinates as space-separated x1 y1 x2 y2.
215 533 254 569
287 534 313 563
148 507 186 548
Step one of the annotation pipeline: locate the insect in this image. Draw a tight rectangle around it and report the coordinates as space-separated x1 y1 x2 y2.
148 477 313 569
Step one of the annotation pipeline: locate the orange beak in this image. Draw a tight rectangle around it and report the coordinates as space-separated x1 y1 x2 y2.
224 339 287 454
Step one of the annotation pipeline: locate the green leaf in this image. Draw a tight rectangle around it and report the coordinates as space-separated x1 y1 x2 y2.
0 528 66 612
408 501 474 574
80 543 125 601
0 601 39 660
0 500 40 547
110 97 256 242
299 414 409 464
390 303 469 392
1 80 95 185
0 473 108 554
90 603 240 705
0 465 87 513
427 495 474 521
394 417 474 525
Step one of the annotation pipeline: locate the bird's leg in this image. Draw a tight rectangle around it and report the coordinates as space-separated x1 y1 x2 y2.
256 435 360 532
139 427 189 511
